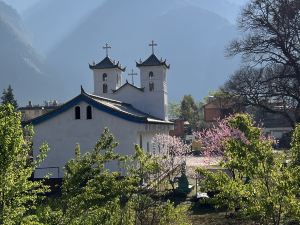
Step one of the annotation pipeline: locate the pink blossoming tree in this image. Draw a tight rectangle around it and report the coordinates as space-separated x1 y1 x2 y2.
152 134 191 191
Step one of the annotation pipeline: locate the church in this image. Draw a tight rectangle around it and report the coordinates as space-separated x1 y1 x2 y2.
27 42 174 178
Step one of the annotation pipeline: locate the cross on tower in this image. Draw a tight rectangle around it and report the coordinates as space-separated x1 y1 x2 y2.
103 43 111 57
128 69 138 85
149 40 157 54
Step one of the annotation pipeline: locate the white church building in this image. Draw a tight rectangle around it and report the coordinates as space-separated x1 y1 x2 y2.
27 42 174 178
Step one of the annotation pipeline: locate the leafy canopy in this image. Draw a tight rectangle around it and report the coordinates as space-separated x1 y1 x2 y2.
0 104 48 225
197 114 300 225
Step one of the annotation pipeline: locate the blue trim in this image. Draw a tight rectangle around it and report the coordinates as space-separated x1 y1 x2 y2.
24 93 170 126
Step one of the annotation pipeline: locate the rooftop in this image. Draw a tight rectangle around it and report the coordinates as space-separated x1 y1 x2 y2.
24 87 173 126
136 54 170 69
89 56 126 71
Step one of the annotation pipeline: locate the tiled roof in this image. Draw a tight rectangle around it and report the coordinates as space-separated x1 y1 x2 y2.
89 56 126 71
24 88 172 126
136 54 170 69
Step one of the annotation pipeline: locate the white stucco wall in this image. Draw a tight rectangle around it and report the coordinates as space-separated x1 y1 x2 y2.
32 100 172 178
139 66 168 121
93 68 122 97
92 65 169 121
263 127 293 139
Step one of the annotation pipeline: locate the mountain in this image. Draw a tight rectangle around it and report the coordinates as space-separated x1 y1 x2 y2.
0 1 61 105
47 0 241 102
2 0 40 13
22 0 106 54
184 0 241 23
22 0 241 55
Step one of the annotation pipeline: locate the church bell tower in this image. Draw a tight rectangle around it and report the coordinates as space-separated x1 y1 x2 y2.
89 43 125 98
136 41 170 120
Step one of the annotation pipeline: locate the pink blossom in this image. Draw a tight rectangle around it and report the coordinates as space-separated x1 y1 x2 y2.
152 134 191 171
193 118 249 158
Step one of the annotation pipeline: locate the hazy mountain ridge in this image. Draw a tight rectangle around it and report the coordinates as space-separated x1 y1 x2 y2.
22 0 107 54
0 0 61 105
46 0 241 101
0 0 242 104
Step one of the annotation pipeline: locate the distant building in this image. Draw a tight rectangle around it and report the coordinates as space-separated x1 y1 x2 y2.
203 96 242 123
254 110 293 139
202 96 293 141
169 119 190 138
19 101 59 122
24 42 174 179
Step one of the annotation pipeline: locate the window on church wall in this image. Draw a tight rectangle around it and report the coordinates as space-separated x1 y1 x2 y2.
86 106 92 120
149 71 154 80
103 73 108 81
75 106 81 120
149 82 154 92
103 84 108 93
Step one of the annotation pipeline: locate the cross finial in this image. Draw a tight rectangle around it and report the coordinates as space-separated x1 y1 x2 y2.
149 40 157 54
103 43 111 57
128 69 138 85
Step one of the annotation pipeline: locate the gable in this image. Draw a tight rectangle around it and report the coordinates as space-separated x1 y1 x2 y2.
24 92 172 126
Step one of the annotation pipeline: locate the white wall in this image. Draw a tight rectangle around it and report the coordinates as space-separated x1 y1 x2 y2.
263 127 292 139
32 100 172 178
93 68 122 97
139 66 168 120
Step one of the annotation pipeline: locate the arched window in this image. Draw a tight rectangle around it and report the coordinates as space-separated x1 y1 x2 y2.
103 83 108 93
149 82 154 92
86 106 92 120
149 71 154 80
103 73 108 81
75 106 80 120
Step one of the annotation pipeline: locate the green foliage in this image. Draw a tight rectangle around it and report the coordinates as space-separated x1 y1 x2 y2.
38 129 191 225
1 85 18 108
197 114 300 225
180 95 202 130
60 128 138 224
291 124 300 166
168 102 181 119
0 104 48 225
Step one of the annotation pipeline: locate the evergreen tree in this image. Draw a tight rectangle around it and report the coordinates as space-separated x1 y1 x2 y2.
1 85 18 108
180 95 200 130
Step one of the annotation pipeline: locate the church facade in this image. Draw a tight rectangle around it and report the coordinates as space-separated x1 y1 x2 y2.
28 43 174 178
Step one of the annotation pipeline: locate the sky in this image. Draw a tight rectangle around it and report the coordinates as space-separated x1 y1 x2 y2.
3 0 249 14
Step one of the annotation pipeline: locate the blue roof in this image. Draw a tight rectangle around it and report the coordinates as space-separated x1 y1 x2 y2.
24 88 172 126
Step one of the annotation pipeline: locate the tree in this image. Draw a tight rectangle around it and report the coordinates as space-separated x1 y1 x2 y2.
1 85 18 109
39 129 191 225
180 95 201 130
152 134 191 192
196 114 300 224
168 102 181 119
0 104 48 224
226 0 300 127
